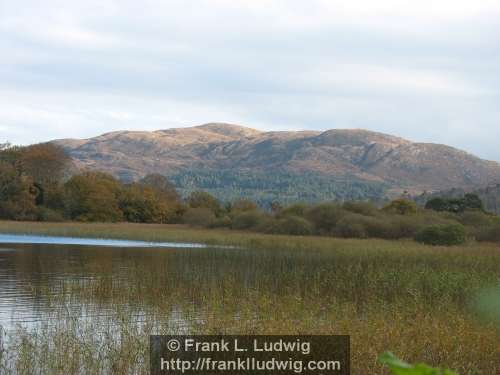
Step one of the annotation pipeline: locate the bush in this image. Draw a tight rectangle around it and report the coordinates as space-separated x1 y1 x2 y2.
210 215 232 228
230 199 257 212
390 215 426 238
277 204 308 218
182 208 216 227
475 223 500 243
458 210 492 228
36 207 64 222
342 201 377 216
268 215 314 236
231 211 269 230
334 214 368 238
415 224 467 246
305 203 346 235
383 199 417 215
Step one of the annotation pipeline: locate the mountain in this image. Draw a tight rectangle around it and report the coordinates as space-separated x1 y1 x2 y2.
53 123 500 205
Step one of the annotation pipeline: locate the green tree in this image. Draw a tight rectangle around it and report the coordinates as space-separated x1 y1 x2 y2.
463 193 483 211
425 197 449 212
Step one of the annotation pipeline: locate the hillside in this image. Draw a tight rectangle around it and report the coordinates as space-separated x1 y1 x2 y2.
53 123 500 204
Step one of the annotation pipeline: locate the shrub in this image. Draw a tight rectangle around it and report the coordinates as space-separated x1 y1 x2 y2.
36 207 64 222
210 215 232 228
268 215 314 236
415 224 467 246
230 199 257 212
305 203 346 235
182 208 216 227
390 215 426 238
277 204 308 218
383 199 417 215
457 210 492 228
334 214 368 238
231 211 269 230
342 201 377 216
363 216 401 239
474 223 500 243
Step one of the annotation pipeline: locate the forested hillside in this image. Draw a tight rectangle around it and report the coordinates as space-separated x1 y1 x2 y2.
170 169 388 206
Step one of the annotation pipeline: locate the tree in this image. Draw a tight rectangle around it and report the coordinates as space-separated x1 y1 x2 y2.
139 173 180 202
19 143 71 184
18 143 71 206
425 197 449 212
119 183 179 223
64 172 123 222
187 191 221 215
425 194 484 214
0 161 37 220
463 193 483 211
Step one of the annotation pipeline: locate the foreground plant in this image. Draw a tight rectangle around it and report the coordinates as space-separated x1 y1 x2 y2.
379 352 457 375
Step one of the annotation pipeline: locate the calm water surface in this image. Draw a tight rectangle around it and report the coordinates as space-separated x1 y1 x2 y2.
0 235 213 332
0 234 320 333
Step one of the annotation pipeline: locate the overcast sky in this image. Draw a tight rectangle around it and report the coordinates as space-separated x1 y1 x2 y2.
1 1 499 160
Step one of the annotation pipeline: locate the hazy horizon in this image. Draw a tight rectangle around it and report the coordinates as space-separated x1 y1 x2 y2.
1 1 499 161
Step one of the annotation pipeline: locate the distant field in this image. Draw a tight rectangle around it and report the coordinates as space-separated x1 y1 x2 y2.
0 221 499 374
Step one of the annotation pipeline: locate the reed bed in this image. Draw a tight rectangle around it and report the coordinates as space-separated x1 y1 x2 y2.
0 221 499 374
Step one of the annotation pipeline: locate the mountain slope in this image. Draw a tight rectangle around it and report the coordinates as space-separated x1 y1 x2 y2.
53 123 500 202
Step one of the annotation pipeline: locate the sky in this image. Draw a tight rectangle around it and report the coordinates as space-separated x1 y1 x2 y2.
1 0 499 160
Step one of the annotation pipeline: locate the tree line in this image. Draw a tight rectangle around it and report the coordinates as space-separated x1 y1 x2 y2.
1 142 499 246
0 143 183 223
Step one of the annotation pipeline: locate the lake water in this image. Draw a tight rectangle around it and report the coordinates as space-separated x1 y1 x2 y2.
0 236 207 332
0 234 322 335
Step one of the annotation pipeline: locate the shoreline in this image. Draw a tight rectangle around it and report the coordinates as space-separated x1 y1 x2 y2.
0 220 498 255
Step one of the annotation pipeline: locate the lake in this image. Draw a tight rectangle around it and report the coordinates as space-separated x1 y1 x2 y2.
0 235 208 333
0 234 319 334
0 233 499 374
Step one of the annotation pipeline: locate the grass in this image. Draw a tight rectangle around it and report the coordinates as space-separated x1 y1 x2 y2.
0 221 499 374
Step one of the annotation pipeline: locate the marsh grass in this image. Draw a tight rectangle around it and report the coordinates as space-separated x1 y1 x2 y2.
0 221 499 374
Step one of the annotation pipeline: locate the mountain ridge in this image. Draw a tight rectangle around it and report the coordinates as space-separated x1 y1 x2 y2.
53 123 500 202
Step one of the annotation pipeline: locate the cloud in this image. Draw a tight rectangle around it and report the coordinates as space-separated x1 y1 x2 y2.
0 0 499 161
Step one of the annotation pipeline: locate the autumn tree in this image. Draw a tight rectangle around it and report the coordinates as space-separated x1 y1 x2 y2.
139 173 180 202
187 191 221 216
0 161 37 220
119 183 180 223
64 172 123 222
18 143 71 207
